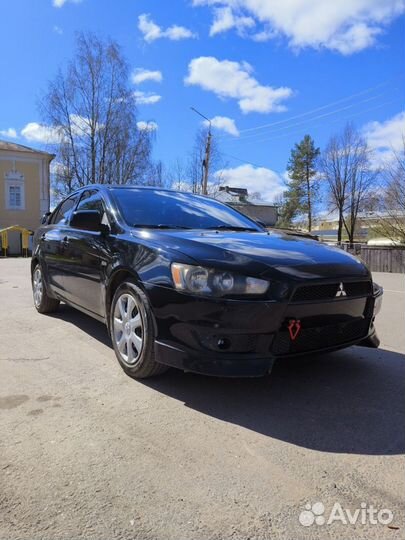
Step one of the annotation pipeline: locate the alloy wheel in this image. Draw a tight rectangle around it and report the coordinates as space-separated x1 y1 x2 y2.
113 293 144 366
33 267 43 308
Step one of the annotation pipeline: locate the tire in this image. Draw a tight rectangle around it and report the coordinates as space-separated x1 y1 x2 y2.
110 280 168 379
32 264 60 314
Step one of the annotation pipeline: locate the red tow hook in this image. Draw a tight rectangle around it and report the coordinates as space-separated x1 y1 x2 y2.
288 319 301 341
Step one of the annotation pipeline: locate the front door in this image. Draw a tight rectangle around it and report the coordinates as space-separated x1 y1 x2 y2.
62 189 110 317
40 193 79 295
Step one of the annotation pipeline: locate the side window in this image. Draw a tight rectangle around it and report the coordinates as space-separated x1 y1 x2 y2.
51 195 78 225
76 190 105 215
76 190 109 226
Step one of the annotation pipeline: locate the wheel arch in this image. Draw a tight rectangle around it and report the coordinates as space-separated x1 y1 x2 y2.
105 268 155 333
31 256 39 276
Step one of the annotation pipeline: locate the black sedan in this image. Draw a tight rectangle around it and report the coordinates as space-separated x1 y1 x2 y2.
31 185 383 378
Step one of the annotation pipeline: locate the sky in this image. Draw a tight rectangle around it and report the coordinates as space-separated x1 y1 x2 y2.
0 0 404 202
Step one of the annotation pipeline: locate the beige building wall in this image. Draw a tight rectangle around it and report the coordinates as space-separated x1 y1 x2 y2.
0 147 53 232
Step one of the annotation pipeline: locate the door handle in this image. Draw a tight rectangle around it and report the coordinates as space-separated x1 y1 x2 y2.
62 236 70 247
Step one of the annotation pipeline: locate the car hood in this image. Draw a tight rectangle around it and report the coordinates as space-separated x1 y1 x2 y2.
133 229 370 281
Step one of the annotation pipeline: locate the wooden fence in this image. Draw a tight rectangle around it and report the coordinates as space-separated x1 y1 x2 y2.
339 245 405 273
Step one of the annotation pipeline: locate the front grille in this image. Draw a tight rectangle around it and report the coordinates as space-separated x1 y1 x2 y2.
291 280 372 302
272 318 370 356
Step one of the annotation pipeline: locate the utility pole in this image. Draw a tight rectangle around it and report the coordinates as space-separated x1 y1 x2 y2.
191 107 211 195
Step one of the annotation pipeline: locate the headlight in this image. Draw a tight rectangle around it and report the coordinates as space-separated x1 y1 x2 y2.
171 263 269 297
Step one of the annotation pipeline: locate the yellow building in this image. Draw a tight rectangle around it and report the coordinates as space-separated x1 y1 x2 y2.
0 140 54 254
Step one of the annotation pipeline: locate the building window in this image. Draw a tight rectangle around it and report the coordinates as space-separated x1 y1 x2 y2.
9 185 22 209
5 168 25 211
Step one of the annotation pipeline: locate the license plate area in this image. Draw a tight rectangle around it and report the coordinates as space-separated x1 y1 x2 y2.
284 297 368 326
272 317 370 356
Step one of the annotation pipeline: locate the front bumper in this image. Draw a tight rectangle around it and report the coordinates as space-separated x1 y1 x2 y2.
154 340 275 377
145 282 381 377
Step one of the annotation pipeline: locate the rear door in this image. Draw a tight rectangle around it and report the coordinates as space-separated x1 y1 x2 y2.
62 189 110 317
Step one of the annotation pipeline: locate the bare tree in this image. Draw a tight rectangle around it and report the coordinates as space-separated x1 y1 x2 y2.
321 123 376 244
370 141 405 243
144 160 167 187
168 159 188 191
41 32 153 195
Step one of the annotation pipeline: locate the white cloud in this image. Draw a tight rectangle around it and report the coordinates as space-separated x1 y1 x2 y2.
215 164 285 201
137 121 158 132
204 116 239 136
53 0 82 7
20 115 94 144
210 6 255 36
138 14 197 42
52 25 63 35
192 0 405 54
69 114 93 136
171 180 193 193
185 56 293 114
327 22 381 54
21 122 63 144
165 25 196 40
0 128 18 139
251 28 276 42
131 68 163 85
50 160 67 176
133 91 162 105
363 111 405 164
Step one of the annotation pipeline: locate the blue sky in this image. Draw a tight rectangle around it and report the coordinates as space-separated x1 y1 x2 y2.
0 0 404 201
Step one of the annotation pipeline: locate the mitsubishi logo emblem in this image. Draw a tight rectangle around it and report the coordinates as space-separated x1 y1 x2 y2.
335 282 347 297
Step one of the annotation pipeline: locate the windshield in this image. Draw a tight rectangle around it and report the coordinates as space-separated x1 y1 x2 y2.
111 188 262 231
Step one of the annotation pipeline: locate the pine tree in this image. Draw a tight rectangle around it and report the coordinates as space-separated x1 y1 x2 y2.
285 135 320 231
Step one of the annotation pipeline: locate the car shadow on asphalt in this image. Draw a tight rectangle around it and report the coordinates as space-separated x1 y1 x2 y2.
143 348 405 456
52 304 405 456
49 303 112 347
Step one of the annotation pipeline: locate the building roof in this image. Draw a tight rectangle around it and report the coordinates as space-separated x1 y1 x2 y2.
214 185 277 207
0 139 54 159
216 186 248 204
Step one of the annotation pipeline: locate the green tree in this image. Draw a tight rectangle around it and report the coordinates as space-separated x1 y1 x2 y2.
285 134 320 231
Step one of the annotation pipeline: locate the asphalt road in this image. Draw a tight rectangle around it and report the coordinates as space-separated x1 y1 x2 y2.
0 259 404 540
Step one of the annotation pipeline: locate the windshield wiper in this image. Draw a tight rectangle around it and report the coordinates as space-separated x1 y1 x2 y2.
205 225 259 232
132 224 192 229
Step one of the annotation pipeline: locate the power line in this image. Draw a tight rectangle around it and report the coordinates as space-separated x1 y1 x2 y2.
227 98 402 147
216 75 403 141
223 89 401 145
218 151 270 169
215 98 401 170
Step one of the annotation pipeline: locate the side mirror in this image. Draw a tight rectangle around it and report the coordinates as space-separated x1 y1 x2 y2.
70 210 105 232
41 212 52 224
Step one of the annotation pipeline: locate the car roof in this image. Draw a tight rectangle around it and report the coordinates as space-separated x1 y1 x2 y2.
74 184 222 201
92 184 179 193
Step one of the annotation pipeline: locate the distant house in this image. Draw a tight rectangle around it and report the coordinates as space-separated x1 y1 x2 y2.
0 140 54 254
214 186 278 227
312 211 405 244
